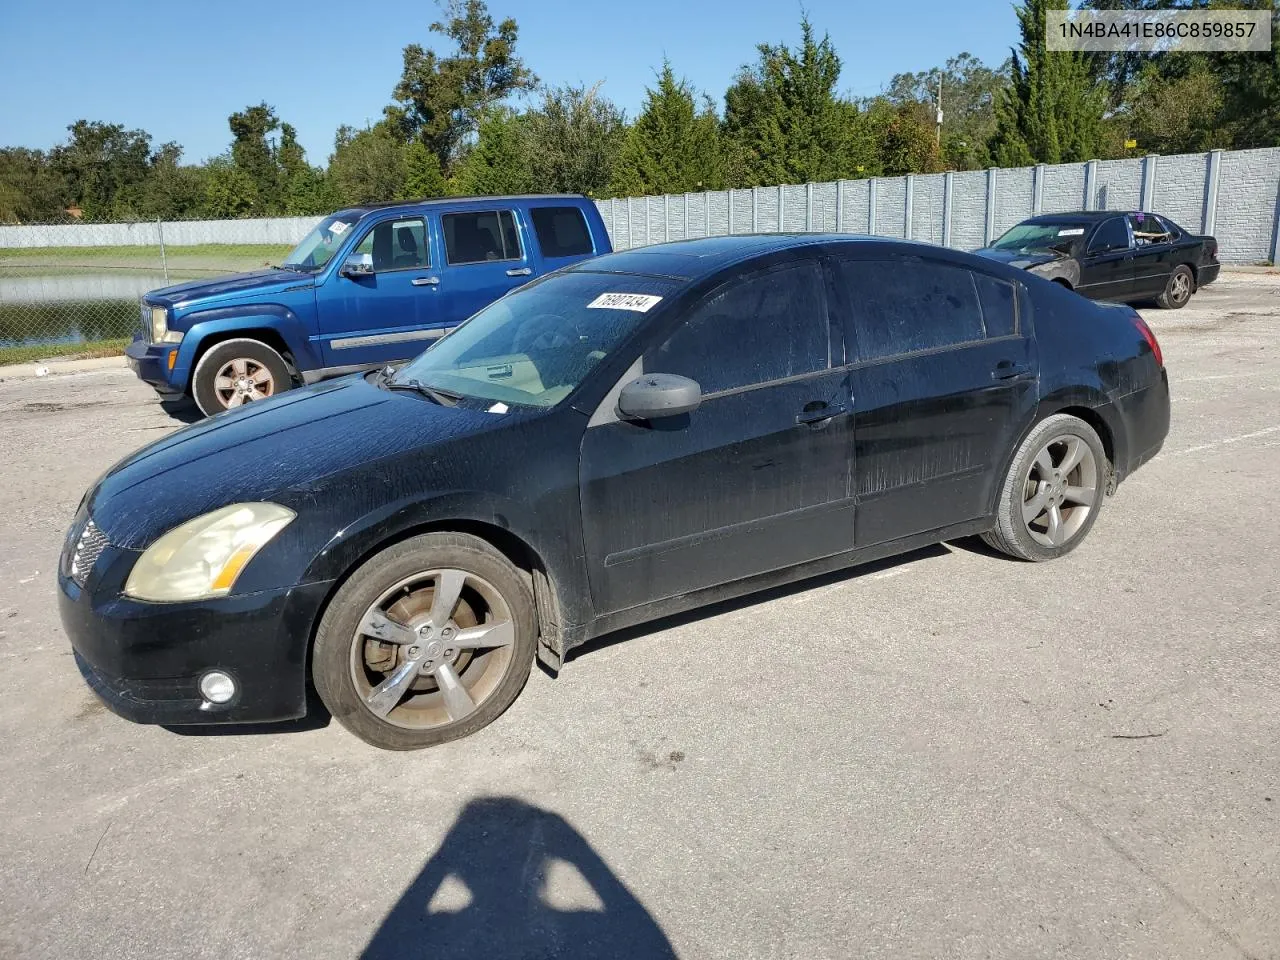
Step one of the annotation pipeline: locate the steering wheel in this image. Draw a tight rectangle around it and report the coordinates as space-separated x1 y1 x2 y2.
512 313 584 354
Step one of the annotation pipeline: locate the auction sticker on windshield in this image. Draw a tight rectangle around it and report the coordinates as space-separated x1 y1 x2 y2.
587 293 664 312
1058 228 1085 236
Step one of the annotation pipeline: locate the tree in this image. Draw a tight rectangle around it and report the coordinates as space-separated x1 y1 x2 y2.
203 155 259 218
450 107 534 195
137 143 208 220
990 0 1107 166
227 103 283 213
405 141 450 198
610 61 724 196
884 53 1008 170
327 123 409 206
52 121 154 219
0 148 69 222
722 17 866 186
524 84 626 195
867 100 943 176
389 0 537 173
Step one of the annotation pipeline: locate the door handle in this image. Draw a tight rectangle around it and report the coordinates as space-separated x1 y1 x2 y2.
991 360 1031 381
506 267 533 277
796 400 847 425
411 276 440 286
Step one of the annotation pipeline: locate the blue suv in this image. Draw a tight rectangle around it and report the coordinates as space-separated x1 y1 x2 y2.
127 195 611 415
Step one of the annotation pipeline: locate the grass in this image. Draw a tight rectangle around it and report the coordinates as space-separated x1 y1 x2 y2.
0 243 293 262
0 337 129 368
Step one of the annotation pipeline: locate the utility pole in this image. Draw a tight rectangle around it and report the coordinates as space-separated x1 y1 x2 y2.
936 75 944 150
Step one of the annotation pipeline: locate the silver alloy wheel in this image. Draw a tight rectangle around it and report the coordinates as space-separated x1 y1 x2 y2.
1171 271 1191 303
213 357 275 409
1021 434 1098 548
348 568 516 730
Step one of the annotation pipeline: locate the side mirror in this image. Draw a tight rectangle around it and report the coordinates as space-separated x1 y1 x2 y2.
340 253 374 278
617 373 701 420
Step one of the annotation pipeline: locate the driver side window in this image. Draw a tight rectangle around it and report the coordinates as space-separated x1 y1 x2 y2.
645 262 829 396
1087 217 1130 255
352 218 430 272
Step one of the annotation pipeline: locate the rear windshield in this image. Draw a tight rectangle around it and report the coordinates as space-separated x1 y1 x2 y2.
991 222 1087 254
392 271 681 408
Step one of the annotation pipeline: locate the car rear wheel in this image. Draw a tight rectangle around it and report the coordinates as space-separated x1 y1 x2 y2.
1157 265 1194 309
312 533 537 750
982 414 1108 561
192 338 292 416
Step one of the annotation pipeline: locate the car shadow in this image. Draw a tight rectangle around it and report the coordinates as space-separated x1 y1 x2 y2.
360 796 676 960
158 397 203 425
565 542 952 666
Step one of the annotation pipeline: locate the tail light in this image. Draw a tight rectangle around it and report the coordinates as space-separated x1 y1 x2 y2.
1131 312 1163 368
1207 238 1218 262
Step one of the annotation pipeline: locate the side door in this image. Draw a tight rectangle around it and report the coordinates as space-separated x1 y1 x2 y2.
1077 216 1135 301
1127 212 1176 297
579 260 855 616
315 214 443 368
436 208 534 325
830 254 1038 548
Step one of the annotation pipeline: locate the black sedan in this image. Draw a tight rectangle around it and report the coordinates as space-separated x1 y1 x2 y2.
59 235 1171 750
976 211 1220 308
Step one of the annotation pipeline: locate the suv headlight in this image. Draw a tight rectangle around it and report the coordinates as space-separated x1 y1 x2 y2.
124 503 295 602
150 305 183 344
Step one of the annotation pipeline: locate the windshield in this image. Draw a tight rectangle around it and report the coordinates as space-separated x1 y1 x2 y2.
992 222 1086 254
282 214 361 270
392 271 682 408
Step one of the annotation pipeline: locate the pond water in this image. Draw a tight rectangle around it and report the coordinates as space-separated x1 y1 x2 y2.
0 271 166 347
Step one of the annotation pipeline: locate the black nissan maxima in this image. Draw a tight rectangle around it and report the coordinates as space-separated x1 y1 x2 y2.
59 235 1170 750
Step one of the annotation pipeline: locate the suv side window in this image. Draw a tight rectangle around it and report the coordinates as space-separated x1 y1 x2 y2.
443 210 522 265
835 259 990 361
646 261 828 395
530 206 594 257
1088 217 1130 254
353 217 429 271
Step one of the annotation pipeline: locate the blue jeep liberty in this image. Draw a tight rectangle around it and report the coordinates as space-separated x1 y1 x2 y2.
127 195 611 415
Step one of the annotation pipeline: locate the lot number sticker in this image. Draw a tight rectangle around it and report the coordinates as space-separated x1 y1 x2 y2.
587 292 664 312
1057 228 1085 236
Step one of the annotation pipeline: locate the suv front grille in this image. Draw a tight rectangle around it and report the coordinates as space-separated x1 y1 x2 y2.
139 300 152 343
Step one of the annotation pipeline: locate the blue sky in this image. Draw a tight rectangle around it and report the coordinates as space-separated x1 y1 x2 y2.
2 0 1018 166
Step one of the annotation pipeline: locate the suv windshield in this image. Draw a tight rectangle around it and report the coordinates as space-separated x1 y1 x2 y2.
392 271 681 408
282 214 361 270
991 222 1086 254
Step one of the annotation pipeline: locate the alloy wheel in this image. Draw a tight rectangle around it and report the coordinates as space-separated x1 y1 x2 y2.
1171 272 1191 303
348 569 516 730
213 357 275 408
1020 434 1098 548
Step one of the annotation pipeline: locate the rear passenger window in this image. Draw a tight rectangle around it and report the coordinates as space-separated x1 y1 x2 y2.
648 262 828 395
530 206 594 257
836 259 988 361
973 274 1017 338
443 210 522 265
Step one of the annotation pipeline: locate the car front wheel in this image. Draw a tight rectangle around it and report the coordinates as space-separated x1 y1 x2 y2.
312 533 537 750
983 414 1108 561
192 339 292 416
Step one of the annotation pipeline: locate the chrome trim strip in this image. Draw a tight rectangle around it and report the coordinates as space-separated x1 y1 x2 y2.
331 328 452 351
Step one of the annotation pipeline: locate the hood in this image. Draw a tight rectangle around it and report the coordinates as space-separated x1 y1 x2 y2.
973 247 1068 269
144 269 313 310
89 375 523 548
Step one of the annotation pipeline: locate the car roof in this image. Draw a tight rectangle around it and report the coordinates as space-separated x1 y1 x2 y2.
567 234 914 281
334 194 591 219
1019 211 1138 224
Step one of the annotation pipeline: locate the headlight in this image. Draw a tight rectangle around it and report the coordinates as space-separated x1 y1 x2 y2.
124 503 295 602
149 305 183 344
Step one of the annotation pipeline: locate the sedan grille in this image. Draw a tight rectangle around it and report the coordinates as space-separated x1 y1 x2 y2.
69 518 110 587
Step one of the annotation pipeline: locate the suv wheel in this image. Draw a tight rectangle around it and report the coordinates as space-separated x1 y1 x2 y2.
192 339 292 416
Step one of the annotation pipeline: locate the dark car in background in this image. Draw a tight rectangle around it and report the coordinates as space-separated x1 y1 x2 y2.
126 195 611 416
976 211 1220 309
61 235 1170 750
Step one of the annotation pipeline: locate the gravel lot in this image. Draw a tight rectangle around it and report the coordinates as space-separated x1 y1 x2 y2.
1 275 1277 960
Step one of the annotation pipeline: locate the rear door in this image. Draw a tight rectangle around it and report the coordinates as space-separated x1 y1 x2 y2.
1077 216 1135 301
830 254 1038 547
1127 212 1176 297
315 213 444 368
579 259 855 615
436 208 534 325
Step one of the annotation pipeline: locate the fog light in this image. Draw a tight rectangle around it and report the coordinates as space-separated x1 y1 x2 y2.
199 671 236 704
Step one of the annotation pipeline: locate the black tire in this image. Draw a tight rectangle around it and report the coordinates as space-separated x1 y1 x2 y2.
191 338 292 417
312 532 537 751
982 414 1108 562
1156 264 1194 309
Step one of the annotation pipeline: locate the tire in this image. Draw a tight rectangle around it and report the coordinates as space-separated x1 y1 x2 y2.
312 532 537 751
192 338 292 417
982 414 1108 562
1156 265 1194 309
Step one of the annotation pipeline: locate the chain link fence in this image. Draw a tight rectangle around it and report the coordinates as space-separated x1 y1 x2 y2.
0 216 318 364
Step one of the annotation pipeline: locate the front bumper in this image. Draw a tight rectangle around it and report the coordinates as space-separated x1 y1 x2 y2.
125 335 183 395
58 553 334 725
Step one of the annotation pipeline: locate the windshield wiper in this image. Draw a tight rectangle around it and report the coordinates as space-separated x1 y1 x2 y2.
387 377 460 407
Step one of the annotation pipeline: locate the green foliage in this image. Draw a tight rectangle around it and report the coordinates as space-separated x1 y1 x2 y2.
884 53 1008 170
524 84 626 196
611 62 724 196
203 155 259 219
405 141 450 198
0 148 69 222
389 0 537 173
327 123 409 206
990 0 1107 166
227 103 284 214
52 121 154 219
450 108 533 195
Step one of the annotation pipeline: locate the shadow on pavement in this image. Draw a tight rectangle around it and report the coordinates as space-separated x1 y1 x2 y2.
361 796 676 960
158 396 203 424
